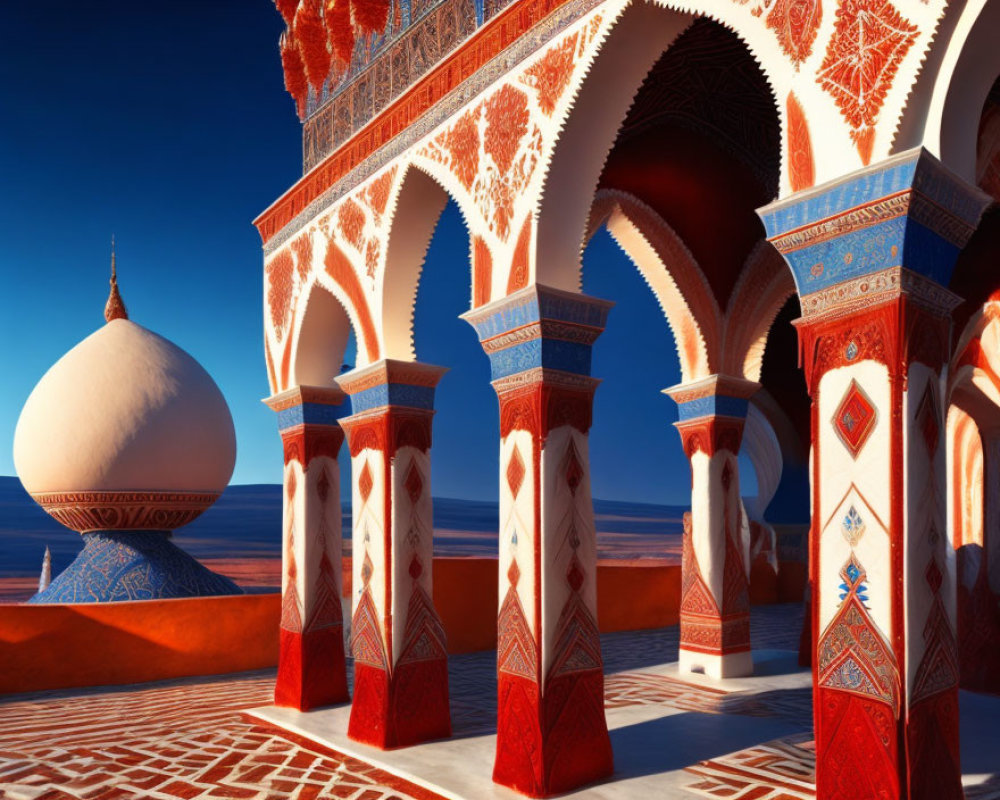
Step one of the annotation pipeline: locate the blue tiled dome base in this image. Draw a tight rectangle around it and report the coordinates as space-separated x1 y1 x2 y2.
30 531 242 603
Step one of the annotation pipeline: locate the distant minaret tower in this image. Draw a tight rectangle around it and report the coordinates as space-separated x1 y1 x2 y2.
39 547 52 593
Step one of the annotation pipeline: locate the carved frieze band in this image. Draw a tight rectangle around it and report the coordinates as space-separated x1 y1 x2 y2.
770 189 978 257
480 320 605 354
798 266 962 319
32 491 220 533
492 366 600 395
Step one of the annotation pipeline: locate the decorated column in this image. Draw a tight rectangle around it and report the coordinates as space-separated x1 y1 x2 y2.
463 284 614 797
264 386 349 711
664 375 757 679
760 148 991 800
337 360 451 749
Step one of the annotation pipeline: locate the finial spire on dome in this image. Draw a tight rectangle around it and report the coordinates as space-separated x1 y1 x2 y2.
104 235 128 322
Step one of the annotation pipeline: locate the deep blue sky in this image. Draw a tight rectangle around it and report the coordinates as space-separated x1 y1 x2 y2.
0 1 753 505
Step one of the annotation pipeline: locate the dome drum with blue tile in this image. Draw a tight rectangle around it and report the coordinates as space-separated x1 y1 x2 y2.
13 249 241 603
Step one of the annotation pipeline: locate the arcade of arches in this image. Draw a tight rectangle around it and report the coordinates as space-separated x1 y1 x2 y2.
258 0 1000 797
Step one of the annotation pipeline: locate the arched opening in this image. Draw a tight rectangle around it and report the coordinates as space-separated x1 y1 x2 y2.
292 282 356 387
380 166 452 361
567 14 794 682
411 199 498 526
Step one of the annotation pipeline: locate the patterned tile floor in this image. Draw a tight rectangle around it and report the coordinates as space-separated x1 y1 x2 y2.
3 603 992 800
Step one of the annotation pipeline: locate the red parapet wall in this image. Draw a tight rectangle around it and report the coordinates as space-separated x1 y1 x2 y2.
0 556 804 694
0 593 281 695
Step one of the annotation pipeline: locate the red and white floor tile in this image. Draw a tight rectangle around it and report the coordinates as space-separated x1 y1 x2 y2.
2 604 997 799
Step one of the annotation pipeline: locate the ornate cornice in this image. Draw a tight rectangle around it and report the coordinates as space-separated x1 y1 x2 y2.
257 0 604 251
492 366 600 396
663 374 760 405
337 359 448 395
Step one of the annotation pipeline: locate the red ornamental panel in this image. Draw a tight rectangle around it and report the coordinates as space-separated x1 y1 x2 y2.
766 0 822 67
383 563 451 748
499 382 597 442
786 91 815 191
816 556 901 799
677 416 745 459
281 425 344 466
817 0 918 163
832 379 877 458
343 408 434 458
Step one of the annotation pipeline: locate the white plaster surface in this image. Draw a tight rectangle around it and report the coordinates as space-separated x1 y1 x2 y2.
15 319 236 494
817 362 892 637
679 648 753 680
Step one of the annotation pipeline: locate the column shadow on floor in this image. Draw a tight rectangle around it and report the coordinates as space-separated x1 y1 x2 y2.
605 710 809 779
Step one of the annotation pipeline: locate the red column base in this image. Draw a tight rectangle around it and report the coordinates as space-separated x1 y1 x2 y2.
348 659 452 749
816 688 899 800
274 627 349 711
493 670 613 797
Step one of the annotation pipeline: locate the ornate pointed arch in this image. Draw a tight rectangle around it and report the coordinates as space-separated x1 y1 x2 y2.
722 241 798 383
590 189 722 383
291 280 355 387
896 0 1000 185
378 164 459 361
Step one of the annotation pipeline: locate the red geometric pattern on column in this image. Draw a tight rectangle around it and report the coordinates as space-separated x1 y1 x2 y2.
506 446 526 499
721 462 750 622
276 473 304 709
832 379 877 458
816 554 901 800
915 384 940 459
388 556 451 747
817 0 918 164
274 455 350 710
539 550 612 795
495 557 543 793
358 460 374 503
338 373 450 750
497 561 536 680
907 557 962 799
349 549 391 746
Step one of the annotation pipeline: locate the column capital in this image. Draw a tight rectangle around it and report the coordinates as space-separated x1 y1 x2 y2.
663 374 760 419
337 359 448 416
264 384 348 430
758 147 990 321
462 284 613 382
264 385 348 464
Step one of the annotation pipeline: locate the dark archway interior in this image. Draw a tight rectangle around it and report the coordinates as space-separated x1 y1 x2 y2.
599 17 781 310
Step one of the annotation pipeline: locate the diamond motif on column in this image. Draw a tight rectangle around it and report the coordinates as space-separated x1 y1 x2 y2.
926 558 943 593
506 447 526 499
404 461 423 504
916 384 940 458
359 461 374 503
833 380 877 458
316 467 331 504
507 560 521 587
567 557 584 592
564 442 584 495
409 555 423 580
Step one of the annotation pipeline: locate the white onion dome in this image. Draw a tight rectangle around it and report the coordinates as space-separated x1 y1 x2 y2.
13 259 236 533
